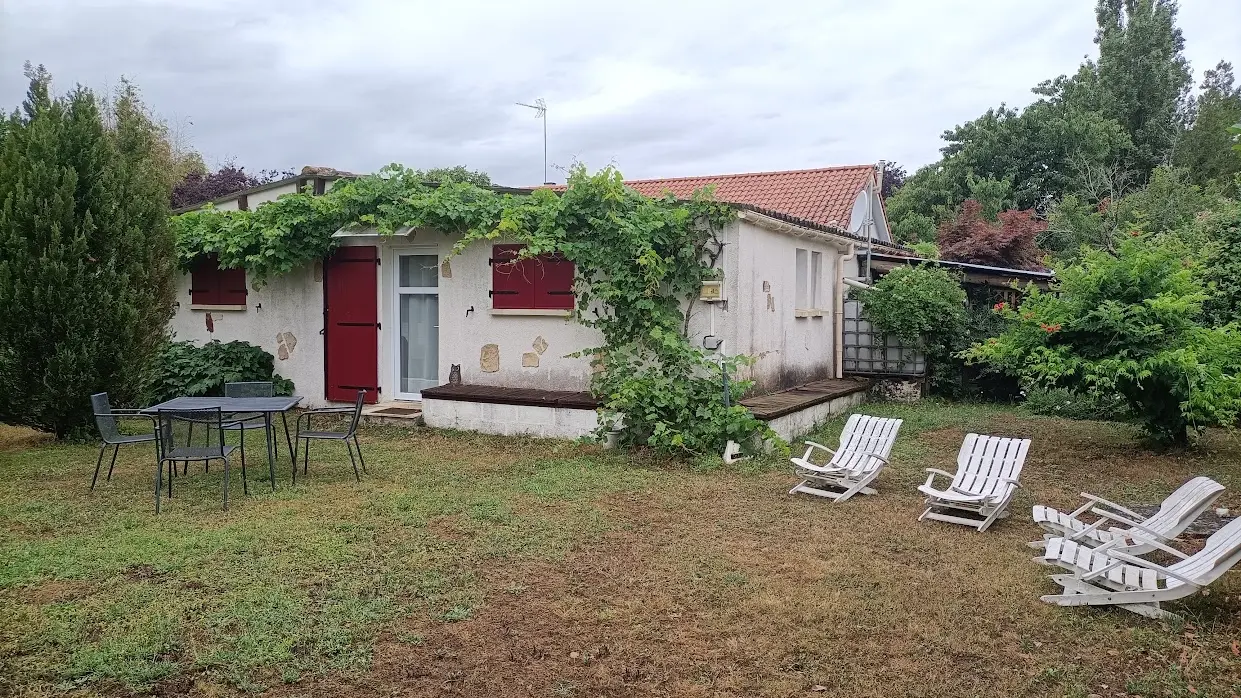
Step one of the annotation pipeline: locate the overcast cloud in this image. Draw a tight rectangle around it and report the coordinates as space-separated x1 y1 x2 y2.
1 0 1238 186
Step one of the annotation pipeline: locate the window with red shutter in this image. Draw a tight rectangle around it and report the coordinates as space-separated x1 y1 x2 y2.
490 245 575 311
190 254 248 308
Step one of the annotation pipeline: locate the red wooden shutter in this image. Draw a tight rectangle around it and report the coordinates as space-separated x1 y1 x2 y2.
491 244 535 309
190 254 220 305
534 254 575 310
218 267 248 306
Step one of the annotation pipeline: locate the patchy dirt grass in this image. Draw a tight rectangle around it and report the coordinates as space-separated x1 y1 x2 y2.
4 403 1241 697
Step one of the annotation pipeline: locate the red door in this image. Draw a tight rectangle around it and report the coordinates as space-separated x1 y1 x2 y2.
324 246 380 403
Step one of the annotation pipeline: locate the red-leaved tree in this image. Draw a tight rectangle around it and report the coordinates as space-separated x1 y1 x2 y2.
936 199 1046 270
171 165 293 209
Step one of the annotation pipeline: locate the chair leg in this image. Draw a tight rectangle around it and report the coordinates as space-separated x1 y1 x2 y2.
353 434 367 474
222 458 230 511
91 442 107 490
345 439 360 482
240 439 249 496
167 459 173 499
302 438 309 476
106 444 120 482
155 459 164 513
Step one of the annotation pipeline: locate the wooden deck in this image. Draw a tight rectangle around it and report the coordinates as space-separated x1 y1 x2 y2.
419 384 599 410
739 377 872 420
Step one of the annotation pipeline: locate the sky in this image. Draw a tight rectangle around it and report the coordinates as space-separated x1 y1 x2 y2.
1 0 1239 187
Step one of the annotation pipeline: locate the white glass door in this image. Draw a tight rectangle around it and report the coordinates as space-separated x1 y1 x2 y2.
395 253 439 399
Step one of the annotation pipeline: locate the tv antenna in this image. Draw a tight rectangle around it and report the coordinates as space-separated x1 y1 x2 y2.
516 98 548 184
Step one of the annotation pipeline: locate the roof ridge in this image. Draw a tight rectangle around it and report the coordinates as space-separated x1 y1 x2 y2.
623 164 874 185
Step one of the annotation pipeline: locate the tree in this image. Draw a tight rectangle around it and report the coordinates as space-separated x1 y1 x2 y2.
965 236 1241 446
420 165 491 187
0 66 177 436
887 0 1191 235
936 200 1046 270
1092 0 1193 176
1196 201 1241 325
1175 61 1241 193
886 100 1131 231
880 162 907 199
171 163 294 209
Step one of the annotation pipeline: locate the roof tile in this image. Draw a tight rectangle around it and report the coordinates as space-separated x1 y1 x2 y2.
621 165 874 230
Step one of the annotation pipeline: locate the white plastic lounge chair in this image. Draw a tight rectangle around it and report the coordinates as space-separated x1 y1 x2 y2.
917 433 1030 531
1037 517 1241 620
1030 476 1225 553
788 413 903 503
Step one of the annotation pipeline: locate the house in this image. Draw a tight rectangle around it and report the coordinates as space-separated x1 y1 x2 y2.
168 164 904 439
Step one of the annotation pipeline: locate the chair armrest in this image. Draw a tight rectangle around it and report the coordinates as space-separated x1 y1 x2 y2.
1066 516 1109 542
96 411 157 427
802 441 836 456
946 485 989 500
1089 507 1168 540
1107 550 1200 586
924 468 956 480
303 407 357 415
1121 534 1191 560
1072 492 1143 520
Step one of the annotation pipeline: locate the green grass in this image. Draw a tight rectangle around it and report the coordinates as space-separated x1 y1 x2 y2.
0 425 679 694
4 404 1241 696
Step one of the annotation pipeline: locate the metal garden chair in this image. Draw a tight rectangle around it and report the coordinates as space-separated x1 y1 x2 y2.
293 390 367 484
90 392 158 490
155 408 240 512
222 381 273 475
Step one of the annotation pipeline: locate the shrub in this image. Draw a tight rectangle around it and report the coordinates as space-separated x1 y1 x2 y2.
855 264 973 394
145 340 293 403
1020 387 1133 422
0 68 177 437
965 236 1241 446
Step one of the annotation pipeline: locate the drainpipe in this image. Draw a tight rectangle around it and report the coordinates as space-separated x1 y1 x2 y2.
835 242 858 379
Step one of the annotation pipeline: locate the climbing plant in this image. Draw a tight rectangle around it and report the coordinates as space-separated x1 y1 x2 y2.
170 164 780 457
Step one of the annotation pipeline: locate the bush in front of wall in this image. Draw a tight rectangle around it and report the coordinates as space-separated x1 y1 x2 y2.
146 340 294 403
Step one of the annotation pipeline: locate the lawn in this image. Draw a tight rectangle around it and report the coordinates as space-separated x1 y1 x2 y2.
3 403 1241 697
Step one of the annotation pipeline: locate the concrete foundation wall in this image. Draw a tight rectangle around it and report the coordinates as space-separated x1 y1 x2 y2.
422 398 599 439
763 390 867 442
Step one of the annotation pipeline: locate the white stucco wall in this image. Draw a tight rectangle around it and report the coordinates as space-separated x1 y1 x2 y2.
730 219 841 393
168 262 328 405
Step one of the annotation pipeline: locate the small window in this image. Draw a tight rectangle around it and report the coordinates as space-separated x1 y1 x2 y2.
795 248 809 310
190 254 248 309
811 251 822 309
491 244 575 311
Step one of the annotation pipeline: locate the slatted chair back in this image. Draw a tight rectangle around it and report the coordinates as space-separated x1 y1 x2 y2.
1143 477 1226 534
951 434 1031 499
91 392 122 443
1168 517 1241 587
224 381 274 398
832 414 903 474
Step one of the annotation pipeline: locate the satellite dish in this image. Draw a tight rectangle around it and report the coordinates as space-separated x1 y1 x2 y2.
849 190 868 234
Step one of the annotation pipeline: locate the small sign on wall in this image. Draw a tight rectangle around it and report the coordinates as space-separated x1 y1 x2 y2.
699 280 724 302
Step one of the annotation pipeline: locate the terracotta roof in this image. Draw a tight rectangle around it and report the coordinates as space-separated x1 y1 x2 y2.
619 165 875 230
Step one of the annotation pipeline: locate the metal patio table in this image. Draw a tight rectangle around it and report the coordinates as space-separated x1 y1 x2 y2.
145 396 303 489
